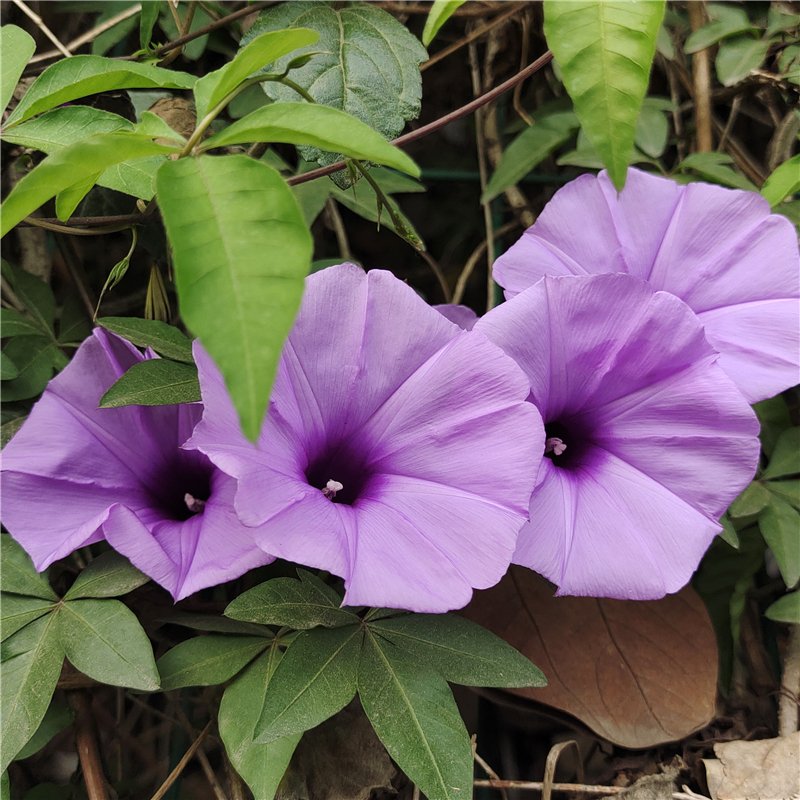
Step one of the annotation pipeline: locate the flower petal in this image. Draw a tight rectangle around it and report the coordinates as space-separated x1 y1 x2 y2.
433 304 478 330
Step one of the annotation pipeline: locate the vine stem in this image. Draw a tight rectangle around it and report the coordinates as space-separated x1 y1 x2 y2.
68 691 109 800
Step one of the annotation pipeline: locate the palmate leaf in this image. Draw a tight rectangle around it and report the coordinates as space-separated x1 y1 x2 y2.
543 0 665 190
358 630 473 800
157 634 272 691
220 644 302 800
759 495 800 589
0 352 18 381
254 625 362 744
0 534 57 601
765 591 800 624
0 133 180 237
55 599 160 691
4 56 196 128
243 2 427 172
14 701 75 761
0 595 56 643
0 613 63 773
1 25 36 115
193 28 319 122
156 155 313 441
64 551 150 600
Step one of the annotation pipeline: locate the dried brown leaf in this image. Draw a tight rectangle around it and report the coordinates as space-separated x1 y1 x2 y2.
461 567 718 748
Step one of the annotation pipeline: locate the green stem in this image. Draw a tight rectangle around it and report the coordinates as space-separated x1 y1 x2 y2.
276 76 316 104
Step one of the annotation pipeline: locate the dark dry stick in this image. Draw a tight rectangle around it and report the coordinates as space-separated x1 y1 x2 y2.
687 1 713 152
474 780 625 795
68 691 110 800
150 719 213 800
288 50 554 187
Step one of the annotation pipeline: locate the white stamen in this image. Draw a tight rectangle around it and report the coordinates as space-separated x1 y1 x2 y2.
184 492 206 513
321 479 344 499
545 437 567 456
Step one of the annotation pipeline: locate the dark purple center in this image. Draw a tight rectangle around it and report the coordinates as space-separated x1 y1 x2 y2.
543 419 590 469
149 454 214 521
305 441 372 505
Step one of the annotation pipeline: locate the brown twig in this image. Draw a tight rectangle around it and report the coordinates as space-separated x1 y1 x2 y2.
149 719 213 800
12 0 72 58
473 780 625 795
68 691 110 800
421 3 525 72
324 198 353 262
512 9 534 126
687 2 713 152
473 740 508 800
779 623 800 737
29 4 143 63
543 741 584 800
287 50 553 187
452 221 518 305
418 250 451 303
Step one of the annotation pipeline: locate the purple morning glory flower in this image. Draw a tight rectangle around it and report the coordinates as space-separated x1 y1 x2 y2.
187 264 544 613
1 329 272 600
493 168 800 403
475 274 761 600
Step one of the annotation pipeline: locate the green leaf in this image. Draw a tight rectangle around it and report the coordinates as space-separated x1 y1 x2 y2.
5 56 196 128
0 614 63 773
0 352 19 381
543 0 665 190
140 1 162 50
0 416 26 450
159 610 270 636
763 427 800 480
56 598 160 691
634 97 673 158
193 28 319 122
729 480 772 519
158 4 212 61
254 625 361 743
765 591 800 624
761 154 800 208
97 316 194 363
716 37 769 87
226 572 358 630
4 263 56 334
675 152 758 192
64 551 149 600
220 644 301 800
0 595 56 643
684 4 756 53
243 2 427 171
14 702 74 761
482 112 579 202
91 3 140 57
57 293 92 347
1 26 36 116
372 614 546 688
1 308 44 338
358 629 473 800
755 396 793 459
0 535 57 601
718 512 739 549
55 171 102 222
1 336 63 402
765 479 800 511
157 634 271 691
200 103 419 178
655 24 674 61
0 133 179 237
98 358 201 408
156 155 312 441
759 496 800 588
422 0 465 46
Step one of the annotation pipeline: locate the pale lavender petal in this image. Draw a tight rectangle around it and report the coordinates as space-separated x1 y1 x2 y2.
514 452 721 599
433 304 478 330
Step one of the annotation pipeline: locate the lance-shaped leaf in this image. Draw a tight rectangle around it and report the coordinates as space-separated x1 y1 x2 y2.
0 595 56 643
97 317 194 363
422 1 466 46
373 613 546 688
194 28 319 122
64 551 149 600
0 133 179 237
0 614 63 772
5 56 196 128
254 624 361 743
243 2 427 171
762 155 800 208
765 591 800 624
763 427 800 480
358 630 473 800
482 112 579 202
220 644 302 800
99 359 201 408
157 634 271 690
759 496 800 589
199 103 419 178
156 155 313 441
2 25 36 115
140 1 162 49
1 534 57 601
226 571 358 630
543 0 665 190
55 599 160 691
